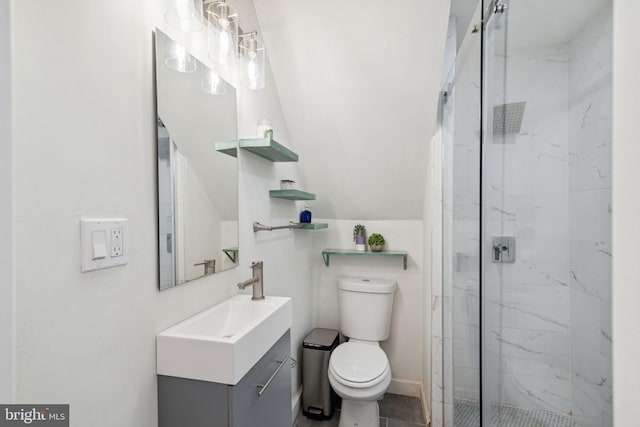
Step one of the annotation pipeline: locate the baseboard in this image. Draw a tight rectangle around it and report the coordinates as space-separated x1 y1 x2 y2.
292 385 303 424
420 383 431 426
387 378 422 398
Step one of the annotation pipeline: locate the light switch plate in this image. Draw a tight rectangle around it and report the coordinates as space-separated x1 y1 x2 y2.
81 218 129 272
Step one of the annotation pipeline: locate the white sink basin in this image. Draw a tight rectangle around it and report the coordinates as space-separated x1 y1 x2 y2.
157 295 292 385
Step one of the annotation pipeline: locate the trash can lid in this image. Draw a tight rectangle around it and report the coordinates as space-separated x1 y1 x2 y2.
303 328 339 350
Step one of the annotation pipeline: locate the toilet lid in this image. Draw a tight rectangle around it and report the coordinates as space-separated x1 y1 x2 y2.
330 342 388 385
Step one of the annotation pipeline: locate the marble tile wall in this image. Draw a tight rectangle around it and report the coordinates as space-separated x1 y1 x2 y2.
482 43 572 414
568 5 612 427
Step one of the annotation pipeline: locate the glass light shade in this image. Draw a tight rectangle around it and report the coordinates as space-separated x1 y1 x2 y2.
239 36 265 90
201 67 227 95
207 2 239 65
165 40 197 73
164 0 203 32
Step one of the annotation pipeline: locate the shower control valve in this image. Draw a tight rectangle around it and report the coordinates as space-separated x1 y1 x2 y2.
492 236 516 263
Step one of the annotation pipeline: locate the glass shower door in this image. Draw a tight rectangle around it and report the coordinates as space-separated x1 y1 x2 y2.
440 2 483 426
480 1 612 426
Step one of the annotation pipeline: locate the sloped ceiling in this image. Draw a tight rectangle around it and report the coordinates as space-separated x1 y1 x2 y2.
253 0 451 220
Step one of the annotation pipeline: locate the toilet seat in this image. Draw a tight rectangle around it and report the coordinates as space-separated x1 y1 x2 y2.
329 342 389 389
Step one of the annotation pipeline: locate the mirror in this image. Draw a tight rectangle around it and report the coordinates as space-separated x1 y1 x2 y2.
155 29 238 290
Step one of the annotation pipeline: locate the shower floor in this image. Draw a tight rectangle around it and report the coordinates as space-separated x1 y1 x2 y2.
454 399 576 427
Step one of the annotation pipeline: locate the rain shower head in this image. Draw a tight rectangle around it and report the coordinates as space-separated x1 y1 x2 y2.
493 101 526 135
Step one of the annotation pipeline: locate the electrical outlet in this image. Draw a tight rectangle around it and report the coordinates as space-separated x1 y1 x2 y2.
81 218 128 272
111 228 123 257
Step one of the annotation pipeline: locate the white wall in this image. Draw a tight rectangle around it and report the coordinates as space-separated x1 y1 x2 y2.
612 0 640 425
311 220 424 395
11 1 312 426
254 0 450 221
0 0 15 404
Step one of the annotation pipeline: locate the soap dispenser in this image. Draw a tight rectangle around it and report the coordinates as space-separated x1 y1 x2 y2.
300 205 312 223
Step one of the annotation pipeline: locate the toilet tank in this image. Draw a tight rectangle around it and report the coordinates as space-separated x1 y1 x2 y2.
338 276 396 341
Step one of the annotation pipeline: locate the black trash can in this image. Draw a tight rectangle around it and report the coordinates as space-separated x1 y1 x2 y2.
302 328 340 420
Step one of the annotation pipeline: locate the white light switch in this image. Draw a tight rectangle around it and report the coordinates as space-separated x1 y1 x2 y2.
81 218 129 272
92 230 107 259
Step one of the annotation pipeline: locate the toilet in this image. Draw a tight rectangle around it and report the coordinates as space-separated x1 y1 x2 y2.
328 276 396 427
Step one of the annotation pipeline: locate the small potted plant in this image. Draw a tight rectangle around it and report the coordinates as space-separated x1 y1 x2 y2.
368 233 385 252
353 224 366 252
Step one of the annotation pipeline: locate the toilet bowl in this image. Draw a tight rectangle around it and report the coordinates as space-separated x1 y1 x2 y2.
328 277 396 427
328 341 392 427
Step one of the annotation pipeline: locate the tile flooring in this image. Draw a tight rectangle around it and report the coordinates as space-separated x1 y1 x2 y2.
295 393 426 427
454 398 577 427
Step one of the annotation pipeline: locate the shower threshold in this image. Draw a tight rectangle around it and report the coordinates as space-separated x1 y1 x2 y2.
454 398 576 427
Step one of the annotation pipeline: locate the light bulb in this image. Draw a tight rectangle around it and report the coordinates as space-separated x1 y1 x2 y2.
246 59 259 89
240 35 265 90
219 30 232 60
175 0 194 19
207 2 238 65
165 0 202 32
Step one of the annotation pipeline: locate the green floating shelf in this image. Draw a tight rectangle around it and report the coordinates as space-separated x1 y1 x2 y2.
214 138 298 162
240 138 298 162
321 248 409 270
222 247 238 263
269 189 316 201
298 223 328 230
214 140 239 157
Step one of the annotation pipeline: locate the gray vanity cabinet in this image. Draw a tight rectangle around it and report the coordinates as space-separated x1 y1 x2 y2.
158 330 292 427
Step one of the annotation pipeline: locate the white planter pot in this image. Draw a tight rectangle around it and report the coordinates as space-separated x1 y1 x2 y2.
355 244 366 252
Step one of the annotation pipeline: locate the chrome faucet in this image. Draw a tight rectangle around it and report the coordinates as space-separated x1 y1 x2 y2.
237 261 265 300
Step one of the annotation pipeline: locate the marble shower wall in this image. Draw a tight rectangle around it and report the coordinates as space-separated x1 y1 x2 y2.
568 6 612 427
483 43 572 413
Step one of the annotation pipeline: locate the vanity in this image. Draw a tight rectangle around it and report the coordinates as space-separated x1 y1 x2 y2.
157 296 293 427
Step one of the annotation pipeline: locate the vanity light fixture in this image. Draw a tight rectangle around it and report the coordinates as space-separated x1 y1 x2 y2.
201 67 228 95
165 0 266 90
206 1 239 66
239 31 265 90
165 39 197 73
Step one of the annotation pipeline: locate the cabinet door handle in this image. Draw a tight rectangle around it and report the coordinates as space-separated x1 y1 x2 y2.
257 355 290 397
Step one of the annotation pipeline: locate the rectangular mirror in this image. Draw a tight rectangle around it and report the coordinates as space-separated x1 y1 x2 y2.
155 29 238 290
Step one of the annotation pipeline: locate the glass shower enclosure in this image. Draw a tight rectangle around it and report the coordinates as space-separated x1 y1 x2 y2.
435 1 612 426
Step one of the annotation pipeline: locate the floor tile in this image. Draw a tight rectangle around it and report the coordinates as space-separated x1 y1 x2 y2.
295 414 339 427
296 393 426 426
453 398 576 427
378 393 425 424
